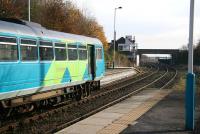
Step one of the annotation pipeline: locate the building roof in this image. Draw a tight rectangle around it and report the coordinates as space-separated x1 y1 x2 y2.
117 37 125 44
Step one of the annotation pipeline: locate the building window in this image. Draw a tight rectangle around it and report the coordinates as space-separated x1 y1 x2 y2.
39 41 53 61
55 43 67 60
68 43 78 60
0 36 18 61
96 48 102 59
118 46 123 51
20 39 37 61
79 45 87 60
123 45 130 51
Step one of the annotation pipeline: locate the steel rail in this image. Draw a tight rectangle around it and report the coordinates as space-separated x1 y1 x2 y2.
160 67 177 89
51 66 176 133
0 65 154 133
0 65 177 134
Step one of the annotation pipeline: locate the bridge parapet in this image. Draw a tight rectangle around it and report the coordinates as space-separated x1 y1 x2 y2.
137 49 179 55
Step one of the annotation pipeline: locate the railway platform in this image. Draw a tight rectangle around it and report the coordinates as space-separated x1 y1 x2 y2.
55 87 200 134
101 67 136 86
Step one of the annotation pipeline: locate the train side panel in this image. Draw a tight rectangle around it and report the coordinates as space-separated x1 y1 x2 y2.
0 63 50 93
0 61 89 100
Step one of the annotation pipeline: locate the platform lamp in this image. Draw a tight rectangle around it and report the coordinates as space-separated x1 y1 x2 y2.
113 6 122 69
28 0 31 21
186 0 195 130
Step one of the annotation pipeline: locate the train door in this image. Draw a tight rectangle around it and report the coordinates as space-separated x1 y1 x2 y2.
88 45 96 80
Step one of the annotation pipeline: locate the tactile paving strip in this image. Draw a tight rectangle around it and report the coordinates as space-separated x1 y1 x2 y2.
97 89 172 134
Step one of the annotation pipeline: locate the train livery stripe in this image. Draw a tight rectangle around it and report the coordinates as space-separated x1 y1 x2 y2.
42 60 88 86
61 68 71 83
42 61 69 86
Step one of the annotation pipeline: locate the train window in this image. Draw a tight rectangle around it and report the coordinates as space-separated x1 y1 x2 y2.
39 41 54 61
96 48 102 60
68 44 78 60
55 43 67 60
68 44 77 48
78 45 87 60
20 39 37 61
79 45 86 49
0 36 16 43
0 36 18 61
40 41 52 46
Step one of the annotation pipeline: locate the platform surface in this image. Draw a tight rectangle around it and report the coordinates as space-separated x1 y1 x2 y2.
56 88 172 134
121 90 200 134
101 68 136 86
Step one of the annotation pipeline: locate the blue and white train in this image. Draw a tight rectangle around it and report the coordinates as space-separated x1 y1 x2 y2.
0 18 105 115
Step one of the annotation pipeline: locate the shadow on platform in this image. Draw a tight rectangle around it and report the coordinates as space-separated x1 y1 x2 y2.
121 90 200 134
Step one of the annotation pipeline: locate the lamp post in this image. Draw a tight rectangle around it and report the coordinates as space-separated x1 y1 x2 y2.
186 0 195 130
113 6 122 68
28 0 31 22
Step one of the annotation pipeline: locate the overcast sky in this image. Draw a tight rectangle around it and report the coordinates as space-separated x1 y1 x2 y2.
71 0 200 49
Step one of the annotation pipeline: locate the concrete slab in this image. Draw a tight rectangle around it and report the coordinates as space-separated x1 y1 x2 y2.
57 124 104 134
127 97 150 102
111 103 139 109
91 112 123 119
103 107 133 114
78 117 114 126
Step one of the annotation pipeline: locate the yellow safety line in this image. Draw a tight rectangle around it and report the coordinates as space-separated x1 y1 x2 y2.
97 89 172 134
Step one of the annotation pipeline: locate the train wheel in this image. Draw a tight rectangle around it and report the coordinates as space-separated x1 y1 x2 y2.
86 82 91 97
17 104 34 113
97 81 100 90
75 89 82 101
75 93 81 101
0 107 11 119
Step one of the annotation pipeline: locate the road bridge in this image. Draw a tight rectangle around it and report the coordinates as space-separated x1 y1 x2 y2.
136 49 179 65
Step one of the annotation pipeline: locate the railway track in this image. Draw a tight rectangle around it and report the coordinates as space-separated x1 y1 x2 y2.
0 64 177 134
94 65 155 96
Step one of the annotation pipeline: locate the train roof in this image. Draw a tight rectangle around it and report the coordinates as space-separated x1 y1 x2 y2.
0 18 102 45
